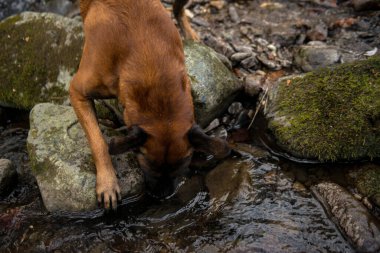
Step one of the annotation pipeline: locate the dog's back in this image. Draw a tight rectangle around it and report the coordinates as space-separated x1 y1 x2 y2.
78 0 194 163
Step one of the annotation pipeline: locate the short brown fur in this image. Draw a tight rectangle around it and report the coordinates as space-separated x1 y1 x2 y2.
70 0 198 209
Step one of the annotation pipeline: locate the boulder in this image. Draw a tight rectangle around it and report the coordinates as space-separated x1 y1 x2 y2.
264 56 380 161
0 12 83 109
27 103 144 212
0 159 17 195
184 41 242 127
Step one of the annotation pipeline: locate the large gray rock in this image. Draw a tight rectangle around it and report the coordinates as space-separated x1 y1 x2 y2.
27 103 144 212
264 57 380 162
311 182 380 253
0 12 83 109
0 159 17 195
184 41 242 127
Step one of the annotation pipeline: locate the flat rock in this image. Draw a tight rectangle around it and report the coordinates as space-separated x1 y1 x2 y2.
311 182 380 253
27 103 144 212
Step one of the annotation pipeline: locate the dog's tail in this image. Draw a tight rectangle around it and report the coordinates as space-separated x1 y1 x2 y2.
173 0 199 41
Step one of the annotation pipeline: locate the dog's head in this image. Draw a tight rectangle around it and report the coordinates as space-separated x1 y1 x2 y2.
109 124 230 198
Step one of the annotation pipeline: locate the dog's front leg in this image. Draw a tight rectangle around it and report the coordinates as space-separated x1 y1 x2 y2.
69 74 120 210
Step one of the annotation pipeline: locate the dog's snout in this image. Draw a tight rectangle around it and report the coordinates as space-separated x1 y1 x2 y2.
143 171 176 199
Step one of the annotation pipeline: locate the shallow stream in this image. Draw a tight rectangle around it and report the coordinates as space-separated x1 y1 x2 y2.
0 109 360 252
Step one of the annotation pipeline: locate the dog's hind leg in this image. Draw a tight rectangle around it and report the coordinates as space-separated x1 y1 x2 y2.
173 0 200 41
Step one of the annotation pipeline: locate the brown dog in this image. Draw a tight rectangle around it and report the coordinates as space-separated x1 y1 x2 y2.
70 0 230 210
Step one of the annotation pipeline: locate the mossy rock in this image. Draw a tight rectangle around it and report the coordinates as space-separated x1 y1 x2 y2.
0 12 83 109
349 164 380 207
264 56 380 161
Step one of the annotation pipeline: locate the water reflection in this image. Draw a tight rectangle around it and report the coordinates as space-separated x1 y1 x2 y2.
1 148 354 252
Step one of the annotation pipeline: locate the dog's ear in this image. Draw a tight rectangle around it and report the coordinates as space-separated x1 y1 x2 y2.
188 125 231 159
109 125 147 155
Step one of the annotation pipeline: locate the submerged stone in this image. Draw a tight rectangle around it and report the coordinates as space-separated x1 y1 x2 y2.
27 103 143 212
311 182 380 253
264 56 380 161
205 157 253 202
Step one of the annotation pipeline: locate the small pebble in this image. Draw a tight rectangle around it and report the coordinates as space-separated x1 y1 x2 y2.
210 0 225 10
233 45 253 53
244 74 264 96
231 52 252 63
241 55 258 69
233 110 250 129
228 5 240 23
222 115 231 125
228 102 243 115
363 197 373 210
204 118 220 133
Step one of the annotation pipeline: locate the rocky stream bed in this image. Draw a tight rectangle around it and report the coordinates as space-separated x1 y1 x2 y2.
0 0 380 252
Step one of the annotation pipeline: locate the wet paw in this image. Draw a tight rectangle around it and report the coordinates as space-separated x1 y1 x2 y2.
96 172 121 211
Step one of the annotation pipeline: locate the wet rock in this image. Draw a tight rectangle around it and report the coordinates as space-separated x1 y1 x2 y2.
241 55 259 69
244 74 265 97
231 52 252 63
231 143 270 159
205 158 253 201
352 0 380 11
264 57 380 161
0 12 83 110
209 126 228 140
27 103 144 212
204 118 220 133
228 102 243 115
184 41 242 127
294 42 341 72
0 159 17 195
311 182 380 253
257 55 281 70
203 34 235 58
233 110 250 129
348 164 380 208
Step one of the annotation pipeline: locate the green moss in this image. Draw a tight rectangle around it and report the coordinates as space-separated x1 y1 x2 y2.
272 56 380 161
0 13 83 109
356 167 380 198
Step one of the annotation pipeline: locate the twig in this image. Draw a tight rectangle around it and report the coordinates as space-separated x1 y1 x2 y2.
248 85 269 130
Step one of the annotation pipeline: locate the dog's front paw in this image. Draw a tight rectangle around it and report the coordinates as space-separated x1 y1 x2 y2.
96 171 121 211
